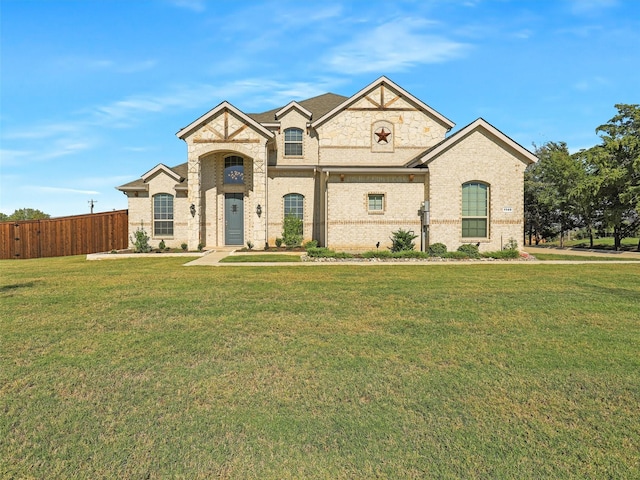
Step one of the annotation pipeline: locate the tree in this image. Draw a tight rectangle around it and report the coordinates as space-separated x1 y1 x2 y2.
533 142 581 246
0 212 9 222
5 208 51 221
524 161 557 244
570 148 603 248
590 104 640 250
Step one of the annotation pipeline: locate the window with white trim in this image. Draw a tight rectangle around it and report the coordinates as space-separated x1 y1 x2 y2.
462 182 488 237
153 193 174 236
284 128 303 156
284 193 304 220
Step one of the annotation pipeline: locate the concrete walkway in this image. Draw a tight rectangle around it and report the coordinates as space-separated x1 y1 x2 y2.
183 248 237 266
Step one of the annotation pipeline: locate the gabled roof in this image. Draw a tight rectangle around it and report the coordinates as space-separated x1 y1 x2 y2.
310 76 455 130
275 101 313 120
142 163 183 183
117 163 188 192
248 93 348 124
176 101 274 140
407 118 537 167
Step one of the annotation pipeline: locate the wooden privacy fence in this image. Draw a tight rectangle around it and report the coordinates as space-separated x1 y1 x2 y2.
0 210 129 260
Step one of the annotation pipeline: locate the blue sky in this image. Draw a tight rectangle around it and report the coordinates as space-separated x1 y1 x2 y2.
1 0 639 217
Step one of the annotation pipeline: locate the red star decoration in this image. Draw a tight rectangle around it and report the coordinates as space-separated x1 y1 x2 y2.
375 127 391 144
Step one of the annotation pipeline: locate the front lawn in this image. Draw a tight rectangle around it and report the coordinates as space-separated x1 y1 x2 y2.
220 254 302 263
1 257 639 478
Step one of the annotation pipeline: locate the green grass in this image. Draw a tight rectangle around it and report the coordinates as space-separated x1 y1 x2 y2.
544 237 640 251
533 253 640 261
220 254 301 263
2 257 640 478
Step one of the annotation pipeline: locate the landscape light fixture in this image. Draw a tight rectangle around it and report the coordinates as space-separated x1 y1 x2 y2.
256 204 262 218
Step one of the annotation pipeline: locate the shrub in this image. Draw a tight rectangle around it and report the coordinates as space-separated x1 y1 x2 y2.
390 228 418 252
197 243 204 252
457 243 480 258
282 215 303 247
482 249 520 259
428 243 447 257
158 240 166 251
306 247 353 259
181 243 188 251
275 237 283 248
246 240 254 250
445 251 471 259
130 227 151 253
362 250 393 259
504 238 519 250
394 250 429 259
303 240 318 250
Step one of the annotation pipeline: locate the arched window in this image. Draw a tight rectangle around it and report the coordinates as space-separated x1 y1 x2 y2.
284 128 303 156
284 193 304 220
462 182 488 238
153 193 174 236
224 155 244 184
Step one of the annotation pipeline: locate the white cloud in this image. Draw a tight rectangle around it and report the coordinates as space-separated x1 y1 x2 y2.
168 0 206 12
1 141 93 165
324 18 469 74
3 122 80 140
26 186 101 195
0 149 35 167
572 77 610 91
41 141 93 160
567 0 617 15
55 56 157 74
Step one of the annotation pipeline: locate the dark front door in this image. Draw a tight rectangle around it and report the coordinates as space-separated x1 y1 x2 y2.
225 193 244 245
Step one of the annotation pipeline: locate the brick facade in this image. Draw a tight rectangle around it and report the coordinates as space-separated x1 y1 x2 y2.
118 77 536 253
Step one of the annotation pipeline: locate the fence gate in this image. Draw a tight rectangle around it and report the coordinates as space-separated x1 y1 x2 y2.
0 210 128 260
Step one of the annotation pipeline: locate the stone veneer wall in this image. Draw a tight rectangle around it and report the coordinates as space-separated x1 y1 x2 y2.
316 90 448 167
427 129 527 252
182 110 269 249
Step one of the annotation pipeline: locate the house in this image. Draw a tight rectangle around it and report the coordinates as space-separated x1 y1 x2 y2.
117 76 537 252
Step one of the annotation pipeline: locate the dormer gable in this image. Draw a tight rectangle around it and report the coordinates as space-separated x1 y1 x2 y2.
408 118 538 167
142 163 183 183
311 76 455 131
275 101 313 121
176 101 274 141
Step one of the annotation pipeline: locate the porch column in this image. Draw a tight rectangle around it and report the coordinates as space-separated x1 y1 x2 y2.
252 144 267 249
187 146 201 251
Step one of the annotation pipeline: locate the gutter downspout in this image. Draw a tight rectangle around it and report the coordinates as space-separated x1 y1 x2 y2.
324 170 329 247
264 143 269 250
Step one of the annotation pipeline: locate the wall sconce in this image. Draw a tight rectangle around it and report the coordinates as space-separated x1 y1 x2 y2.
190 204 196 217
256 204 262 218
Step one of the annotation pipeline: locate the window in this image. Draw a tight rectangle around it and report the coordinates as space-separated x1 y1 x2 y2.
224 156 244 184
153 193 174 236
368 193 384 212
284 193 304 220
284 128 303 156
462 182 488 237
